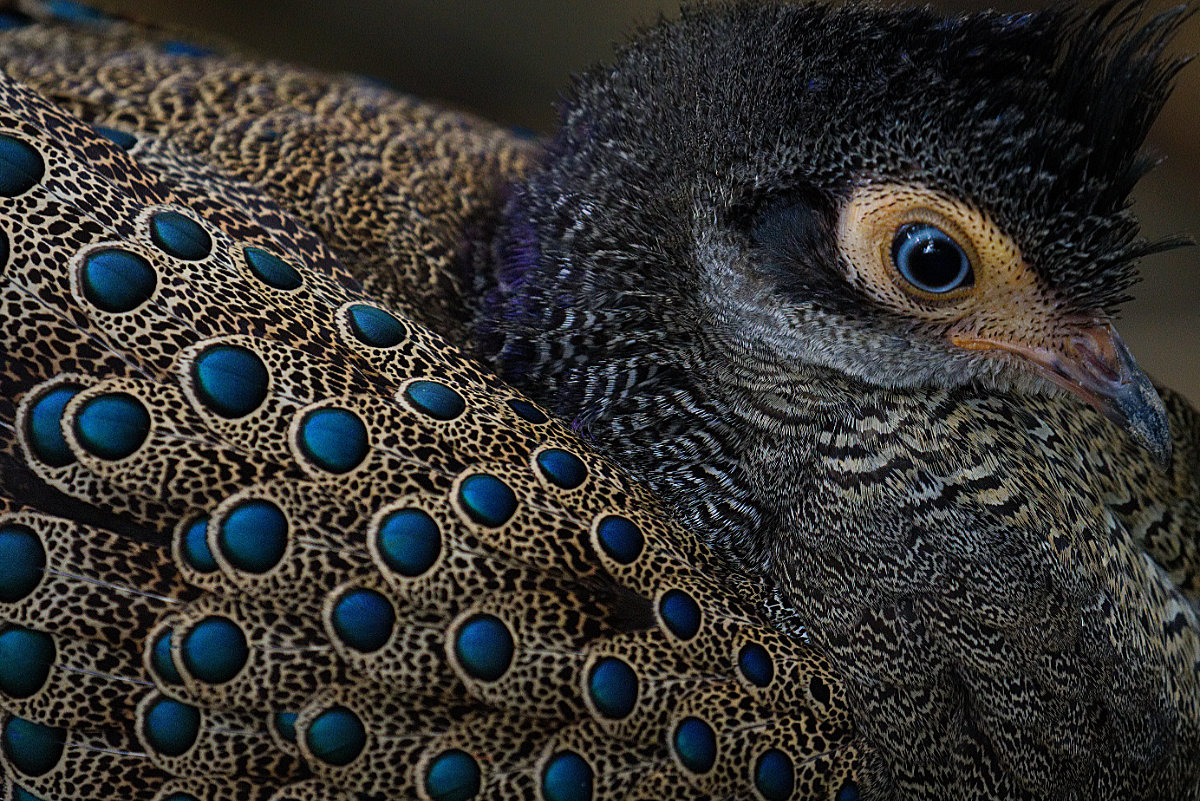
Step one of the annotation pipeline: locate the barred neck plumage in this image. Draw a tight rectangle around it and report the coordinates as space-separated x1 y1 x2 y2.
472 193 919 573
464 4 1200 790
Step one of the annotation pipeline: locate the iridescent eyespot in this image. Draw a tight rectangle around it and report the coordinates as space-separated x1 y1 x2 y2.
891 223 972 294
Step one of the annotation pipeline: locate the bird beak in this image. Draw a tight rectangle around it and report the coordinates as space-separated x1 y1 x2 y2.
952 324 1172 467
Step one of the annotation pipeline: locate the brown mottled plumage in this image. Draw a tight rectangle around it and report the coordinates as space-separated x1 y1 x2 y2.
0 6 864 801
0 2 1196 800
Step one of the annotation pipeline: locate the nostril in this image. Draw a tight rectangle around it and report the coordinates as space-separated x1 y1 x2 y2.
1070 325 1131 386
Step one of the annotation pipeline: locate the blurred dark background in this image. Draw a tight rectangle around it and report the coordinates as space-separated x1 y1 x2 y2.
104 0 1199 402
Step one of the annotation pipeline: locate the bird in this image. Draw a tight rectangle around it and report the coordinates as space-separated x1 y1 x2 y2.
0 1 1196 800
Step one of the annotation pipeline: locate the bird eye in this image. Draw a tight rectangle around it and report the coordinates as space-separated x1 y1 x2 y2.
890 223 974 294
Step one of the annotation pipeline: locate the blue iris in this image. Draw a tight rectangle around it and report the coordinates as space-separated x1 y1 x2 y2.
891 223 972 293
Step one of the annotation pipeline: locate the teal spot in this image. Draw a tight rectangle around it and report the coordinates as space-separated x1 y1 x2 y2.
0 134 43 197
837 781 861 801
182 617 248 684
586 658 637 719
150 211 211 261
346 304 406 348
376 508 441 578
10 786 45 801
162 40 214 57
1 717 63 776
92 125 136 150
425 749 481 801
659 590 701 641
305 705 365 767
74 393 150 460
27 385 80 467
217 500 287 574
142 697 200 757
150 630 182 685
243 246 301 290
672 717 716 774
754 749 795 800
596 516 643 565
47 0 109 23
541 750 593 801
331 589 395 653
0 627 54 698
80 249 156 313
404 380 465 421
180 516 216 574
193 344 269 418
738 643 774 688
508 399 547 424
298 408 368 474
458 474 517 527
536 449 587 490
453 614 513 682
272 711 298 743
0 524 45 602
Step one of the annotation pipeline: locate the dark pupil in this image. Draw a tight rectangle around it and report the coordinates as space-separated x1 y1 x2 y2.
891 223 972 293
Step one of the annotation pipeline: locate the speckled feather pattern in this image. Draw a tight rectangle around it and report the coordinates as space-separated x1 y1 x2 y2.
474 4 1200 795
0 2 1196 800
0 6 865 801
0 6 538 340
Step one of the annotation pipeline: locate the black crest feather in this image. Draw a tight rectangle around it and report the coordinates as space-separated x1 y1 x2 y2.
1024 0 1194 308
480 0 1193 430
515 0 1192 317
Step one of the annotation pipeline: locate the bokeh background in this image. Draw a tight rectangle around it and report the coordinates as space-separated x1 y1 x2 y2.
103 0 1200 402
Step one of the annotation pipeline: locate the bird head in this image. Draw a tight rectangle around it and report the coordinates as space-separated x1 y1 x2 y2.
488 0 1191 465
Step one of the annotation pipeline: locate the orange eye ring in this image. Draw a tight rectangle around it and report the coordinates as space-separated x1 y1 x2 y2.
837 182 1040 322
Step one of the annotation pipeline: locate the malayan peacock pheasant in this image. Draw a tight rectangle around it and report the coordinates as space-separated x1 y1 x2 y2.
0 1 1197 799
